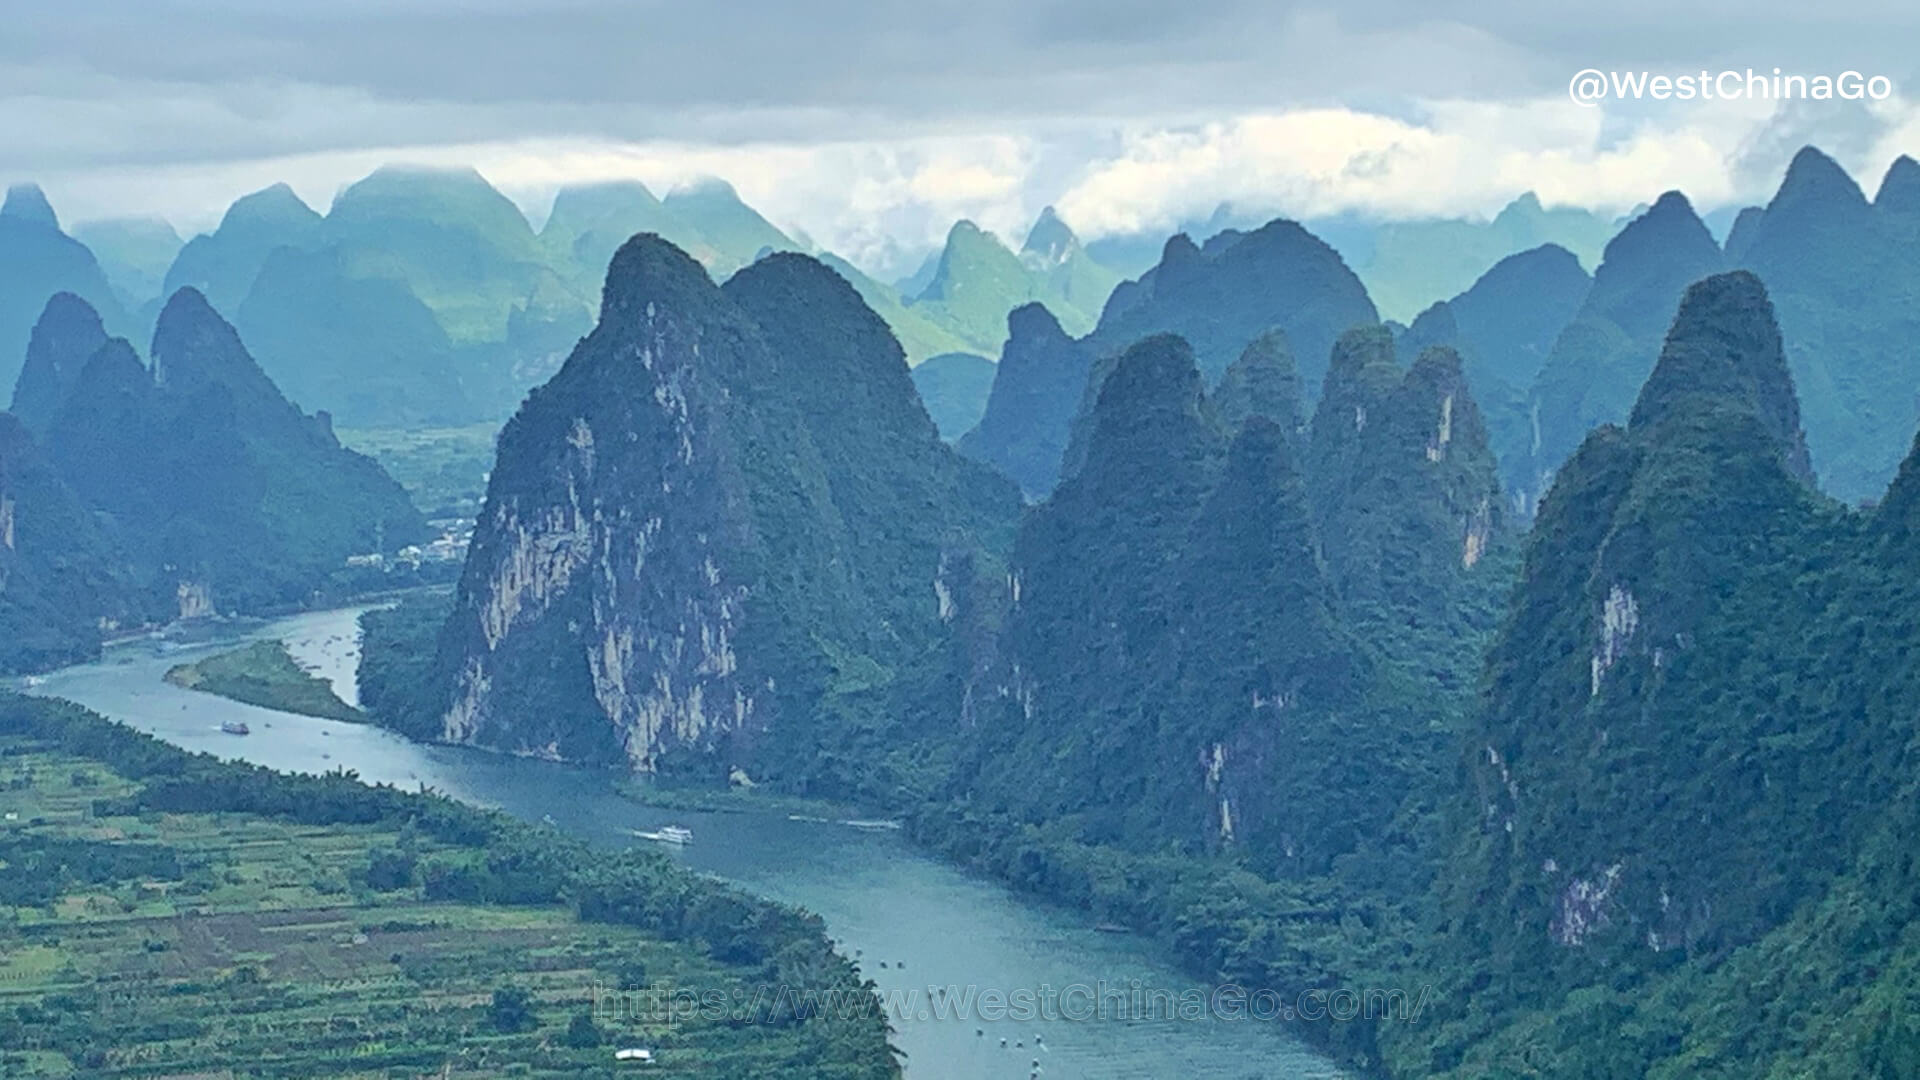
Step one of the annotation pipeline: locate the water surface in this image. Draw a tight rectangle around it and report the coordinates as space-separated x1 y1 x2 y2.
21 608 1346 1080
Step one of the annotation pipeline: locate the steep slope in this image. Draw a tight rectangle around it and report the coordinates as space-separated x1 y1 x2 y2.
163 183 325 319
956 325 1508 870
0 184 131 397
955 303 1093 498
1393 272 1888 1077
1093 222 1379 390
0 413 141 673
660 179 800 277
1019 206 1123 331
218 167 592 425
234 245 474 424
71 217 184 311
965 219 1380 498
1345 192 1615 322
1212 329 1304 437
539 180 679 296
909 352 997 440
960 335 1228 845
1524 191 1724 506
323 166 571 345
11 291 109 437
908 220 1054 351
429 236 1019 779
39 291 422 614
1402 244 1592 505
1731 146 1920 500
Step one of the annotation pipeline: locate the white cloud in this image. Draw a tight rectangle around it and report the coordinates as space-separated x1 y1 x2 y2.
1049 96 1827 238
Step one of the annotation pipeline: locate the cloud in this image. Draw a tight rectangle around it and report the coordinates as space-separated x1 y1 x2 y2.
6 2 1920 278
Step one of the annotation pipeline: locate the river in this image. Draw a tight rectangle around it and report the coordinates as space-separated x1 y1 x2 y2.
17 606 1347 1080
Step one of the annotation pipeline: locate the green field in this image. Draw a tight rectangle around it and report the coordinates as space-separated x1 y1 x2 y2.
0 694 898 1079
337 424 501 519
166 639 365 722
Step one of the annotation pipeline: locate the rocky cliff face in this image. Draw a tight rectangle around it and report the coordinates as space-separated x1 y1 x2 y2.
435 236 1019 775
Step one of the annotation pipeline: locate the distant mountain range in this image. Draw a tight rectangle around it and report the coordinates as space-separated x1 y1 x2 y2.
0 287 424 672
1085 192 1621 323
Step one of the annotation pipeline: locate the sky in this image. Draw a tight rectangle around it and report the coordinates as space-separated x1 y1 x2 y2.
8 0 1920 277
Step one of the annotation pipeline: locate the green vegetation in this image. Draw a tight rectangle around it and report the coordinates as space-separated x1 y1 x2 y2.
0 184 132 399
905 352 996 441
29 289 424 616
0 413 145 675
0 691 899 1079
961 217 1380 499
165 639 364 722
338 423 500 518
422 240 1020 777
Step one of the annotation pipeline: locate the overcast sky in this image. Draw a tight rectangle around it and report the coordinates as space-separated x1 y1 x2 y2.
7 1 1920 275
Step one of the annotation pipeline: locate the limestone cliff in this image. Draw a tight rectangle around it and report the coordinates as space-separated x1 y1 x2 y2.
435 236 1019 775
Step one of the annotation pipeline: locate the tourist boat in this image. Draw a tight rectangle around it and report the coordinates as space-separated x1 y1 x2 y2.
629 825 694 845
219 721 250 735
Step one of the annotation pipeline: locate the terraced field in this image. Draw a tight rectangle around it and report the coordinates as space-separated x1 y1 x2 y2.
0 704 897 1080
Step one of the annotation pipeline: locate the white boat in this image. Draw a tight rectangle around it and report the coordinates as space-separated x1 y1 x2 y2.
219 721 250 736
629 825 694 845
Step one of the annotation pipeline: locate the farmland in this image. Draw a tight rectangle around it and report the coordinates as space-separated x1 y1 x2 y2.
0 695 898 1079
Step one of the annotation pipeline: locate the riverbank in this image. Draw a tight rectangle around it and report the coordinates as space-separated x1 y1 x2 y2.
0 691 899 1079
165 639 366 722
20 606 1350 1079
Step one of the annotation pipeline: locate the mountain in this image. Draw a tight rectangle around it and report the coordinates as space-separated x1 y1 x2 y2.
11 292 109 438
961 218 1379 498
539 180 678 296
815 252 978 364
204 168 594 426
1212 329 1304 437
1401 244 1592 503
163 183 325 319
955 303 1092 498
423 236 1019 778
1308 330 1504 644
909 352 997 440
659 179 801 277
905 210 1121 356
1523 191 1724 507
71 217 184 311
1728 146 1920 500
1388 270 1920 1078
1343 193 1615 322
908 220 1055 351
36 290 423 615
0 412 142 673
0 184 131 399
233 245 475 425
1093 221 1379 389
950 324 1508 870
1019 206 1123 329
321 166 586 346
1080 193 1615 322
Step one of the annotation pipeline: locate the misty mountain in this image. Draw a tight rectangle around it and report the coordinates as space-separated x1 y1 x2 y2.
70 217 184 312
30 290 423 616
0 184 132 400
